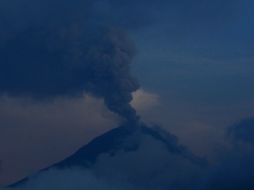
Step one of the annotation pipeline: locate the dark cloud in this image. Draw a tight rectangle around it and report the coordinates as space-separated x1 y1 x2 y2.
0 0 249 121
0 0 139 121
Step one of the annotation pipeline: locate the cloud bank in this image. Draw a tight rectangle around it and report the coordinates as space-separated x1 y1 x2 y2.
0 0 139 122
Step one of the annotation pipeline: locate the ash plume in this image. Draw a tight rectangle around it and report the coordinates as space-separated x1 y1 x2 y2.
0 0 139 121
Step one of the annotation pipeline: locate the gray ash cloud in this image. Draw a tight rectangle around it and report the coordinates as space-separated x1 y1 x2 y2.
0 0 139 121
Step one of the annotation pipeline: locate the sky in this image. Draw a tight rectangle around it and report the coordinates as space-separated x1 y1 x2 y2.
130 0 254 156
0 0 254 189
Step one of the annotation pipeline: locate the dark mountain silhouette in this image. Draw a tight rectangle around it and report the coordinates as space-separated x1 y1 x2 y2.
9 121 207 188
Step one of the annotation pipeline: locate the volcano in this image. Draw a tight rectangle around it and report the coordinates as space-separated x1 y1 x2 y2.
9 122 207 189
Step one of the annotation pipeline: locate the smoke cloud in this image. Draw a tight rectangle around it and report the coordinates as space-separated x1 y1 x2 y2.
0 0 139 121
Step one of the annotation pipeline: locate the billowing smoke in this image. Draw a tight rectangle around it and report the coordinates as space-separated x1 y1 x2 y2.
0 0 139 122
